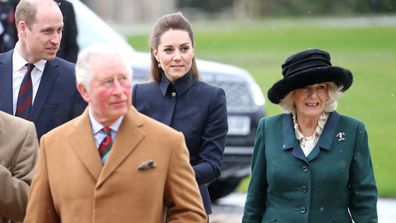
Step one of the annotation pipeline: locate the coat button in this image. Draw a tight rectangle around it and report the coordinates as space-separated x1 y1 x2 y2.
300 206 307 214
302 165 309 172
301 185 308 193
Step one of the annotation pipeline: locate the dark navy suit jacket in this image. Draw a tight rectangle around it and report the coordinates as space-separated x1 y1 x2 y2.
132 72 228 214
0 50 87 139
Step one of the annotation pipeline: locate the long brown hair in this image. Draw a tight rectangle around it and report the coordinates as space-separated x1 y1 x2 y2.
149 12 199 82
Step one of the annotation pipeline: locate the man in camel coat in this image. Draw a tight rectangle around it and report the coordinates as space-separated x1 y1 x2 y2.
0 111 38 223
24 44 207 222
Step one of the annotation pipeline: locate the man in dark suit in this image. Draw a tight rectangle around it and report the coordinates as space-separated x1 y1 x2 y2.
0 0 86 139
55 0 79 63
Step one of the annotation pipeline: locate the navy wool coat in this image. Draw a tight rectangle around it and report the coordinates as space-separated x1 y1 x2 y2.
242 112 377 223
132 72 228 214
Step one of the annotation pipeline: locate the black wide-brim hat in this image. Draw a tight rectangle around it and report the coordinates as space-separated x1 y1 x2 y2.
268 49 353 104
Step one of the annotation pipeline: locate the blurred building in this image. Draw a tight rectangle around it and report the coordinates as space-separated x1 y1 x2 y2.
80 0 263 23
82 0 177 23
80 0 395 23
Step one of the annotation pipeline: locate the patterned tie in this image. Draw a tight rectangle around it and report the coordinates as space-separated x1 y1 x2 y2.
15 63 35 120
98 127 113 161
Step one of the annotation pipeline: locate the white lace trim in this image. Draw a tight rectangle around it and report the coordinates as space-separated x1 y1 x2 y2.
292 112 329 157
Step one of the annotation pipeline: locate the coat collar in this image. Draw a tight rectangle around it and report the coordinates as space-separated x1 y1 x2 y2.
281 111 340 162
159 70 196 96
69 107 145 187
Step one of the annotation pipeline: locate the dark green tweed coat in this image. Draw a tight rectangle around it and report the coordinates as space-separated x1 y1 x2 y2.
242 112 377 223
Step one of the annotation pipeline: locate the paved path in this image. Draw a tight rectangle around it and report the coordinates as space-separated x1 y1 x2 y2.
210 193 396 223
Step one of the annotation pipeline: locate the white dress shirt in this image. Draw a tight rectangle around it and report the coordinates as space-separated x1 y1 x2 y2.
293 112 329 157
12 50 46 114
88 108 123 164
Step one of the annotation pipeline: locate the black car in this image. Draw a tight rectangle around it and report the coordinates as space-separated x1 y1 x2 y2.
70 0 266 200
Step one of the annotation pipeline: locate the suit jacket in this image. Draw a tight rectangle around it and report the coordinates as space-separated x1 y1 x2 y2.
55 0 79 63
242 112 378 223
0 111 38 223
132 72 228 214
0 50 87 139
24 107 207 223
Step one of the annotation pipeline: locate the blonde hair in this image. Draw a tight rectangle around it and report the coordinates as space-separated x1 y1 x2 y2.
279 82 343 113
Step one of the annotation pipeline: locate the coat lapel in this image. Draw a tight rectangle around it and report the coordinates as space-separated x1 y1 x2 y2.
307 112 340 161
97 107 145 187
281 113 308 163
31 60 59 122
69 109 102 182
281 112 341 162
0 51 15 114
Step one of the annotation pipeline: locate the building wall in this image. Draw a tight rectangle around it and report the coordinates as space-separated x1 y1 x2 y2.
83 0 177 24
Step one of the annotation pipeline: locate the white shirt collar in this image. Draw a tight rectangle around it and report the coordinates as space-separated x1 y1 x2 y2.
88 107 124 135
12 49 46 73
292 111 329 156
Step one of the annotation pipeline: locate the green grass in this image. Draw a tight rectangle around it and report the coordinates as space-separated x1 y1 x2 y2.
127 17 396 197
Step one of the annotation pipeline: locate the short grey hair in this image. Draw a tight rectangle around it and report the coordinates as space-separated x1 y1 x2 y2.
75 44 132 90
279 82 343 113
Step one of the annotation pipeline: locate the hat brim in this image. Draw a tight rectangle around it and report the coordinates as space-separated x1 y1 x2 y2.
268 66 353 104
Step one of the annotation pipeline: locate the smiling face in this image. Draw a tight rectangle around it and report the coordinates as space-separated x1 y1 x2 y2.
153 29 194 82
17 2 63 63
78 54 132 126
293 83 329 120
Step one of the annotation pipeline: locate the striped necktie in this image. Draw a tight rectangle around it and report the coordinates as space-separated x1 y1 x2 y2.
98 127 112 162
15 63 35 120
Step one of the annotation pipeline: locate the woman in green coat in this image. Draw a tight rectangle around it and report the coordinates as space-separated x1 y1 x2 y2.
242 49 377 223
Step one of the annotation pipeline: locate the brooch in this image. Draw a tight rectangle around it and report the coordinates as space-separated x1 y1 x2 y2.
336 132 346 141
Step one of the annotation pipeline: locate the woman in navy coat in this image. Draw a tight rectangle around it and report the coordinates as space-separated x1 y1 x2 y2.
242 49 377 223
132 12 228 216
